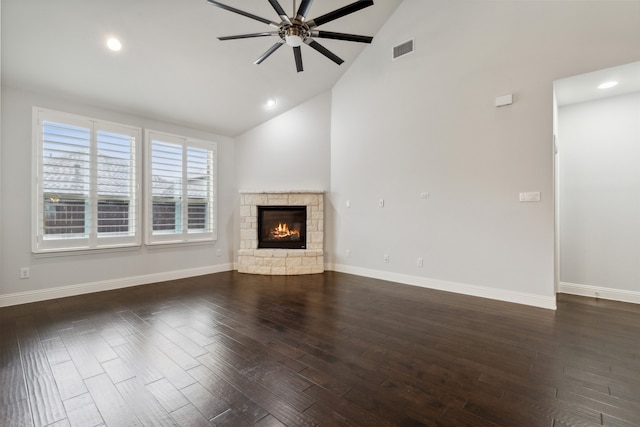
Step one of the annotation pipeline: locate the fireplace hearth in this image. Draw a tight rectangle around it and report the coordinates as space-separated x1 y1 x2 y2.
258 206 306 249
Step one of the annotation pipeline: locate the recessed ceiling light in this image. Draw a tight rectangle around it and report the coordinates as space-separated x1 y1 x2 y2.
107 37 122 52
598 81 618 89
265 98 277 108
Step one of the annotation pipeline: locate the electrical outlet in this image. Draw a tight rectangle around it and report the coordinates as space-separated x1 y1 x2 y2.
383 254 389 263
216 249 222 257
417 257 423 267
420 192 430 199
345 249 351 258
379 199 384 208
20 267 31 279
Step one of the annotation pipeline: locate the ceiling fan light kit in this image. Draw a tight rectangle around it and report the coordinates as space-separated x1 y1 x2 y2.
207 0 375 72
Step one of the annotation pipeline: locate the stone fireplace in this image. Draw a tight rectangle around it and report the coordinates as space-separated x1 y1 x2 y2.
238 191 324 275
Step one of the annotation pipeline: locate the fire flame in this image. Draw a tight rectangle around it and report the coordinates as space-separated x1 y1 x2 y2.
270 222 300 239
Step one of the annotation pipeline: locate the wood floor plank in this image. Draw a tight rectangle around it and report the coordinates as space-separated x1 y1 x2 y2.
15 316 67 427
115 377 179 427
47 418 71 427
111 342 164 386
50 360 88 401
84 373 142 427
125 321 201 371
170 403 213 427
174 324 216 347
201 342 316 413
149 318 209 358
145 378 190 413
297 366 352 396
0 399 34 427
63 392 104 427
206 333 311 392
303 384 396 427
65 319 119 363
0 319 28 407
187 364 270 425
101 357 136 384
124 333 198 389
41 337 72 366
180 382 230 422
58 328 105 380
211 409 253 426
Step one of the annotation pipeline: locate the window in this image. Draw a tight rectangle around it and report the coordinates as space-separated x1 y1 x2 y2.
33 108 141 253
145 130 217 245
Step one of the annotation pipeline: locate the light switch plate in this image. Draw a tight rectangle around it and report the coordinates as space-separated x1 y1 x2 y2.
495 94 513 107
519 192 541 202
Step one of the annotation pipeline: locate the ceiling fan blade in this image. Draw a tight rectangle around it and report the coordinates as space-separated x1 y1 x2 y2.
219 32 278 41
207 0 279 27
307 0 374 28
310 30 373 44
293 46 304 72
268 0 291 23
254 41 285 65
304 39 344 65
296 0 314 21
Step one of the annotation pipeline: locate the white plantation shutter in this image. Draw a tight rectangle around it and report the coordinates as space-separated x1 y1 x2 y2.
97 129 137 237
41 120 91 239
33 108 141 252
151 140 183 234
146 130 216 245
187 146 213 232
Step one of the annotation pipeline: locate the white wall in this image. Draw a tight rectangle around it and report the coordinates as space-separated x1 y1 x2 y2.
559 93 640 295
234 91 331 192
328 0 640 308
0 85 236 303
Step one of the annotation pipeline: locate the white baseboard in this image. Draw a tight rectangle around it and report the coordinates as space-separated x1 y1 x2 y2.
327 263 557 310
0 263 234 307
559 282 640 305
2 261 559 310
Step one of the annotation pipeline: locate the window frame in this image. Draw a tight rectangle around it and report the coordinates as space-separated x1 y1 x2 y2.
32 107 142 253
144 129 217 246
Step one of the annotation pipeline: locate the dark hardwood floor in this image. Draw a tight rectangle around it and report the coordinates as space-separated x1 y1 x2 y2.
2 271 640 426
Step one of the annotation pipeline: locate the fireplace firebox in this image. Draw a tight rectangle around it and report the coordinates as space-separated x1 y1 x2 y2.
257 206 306 249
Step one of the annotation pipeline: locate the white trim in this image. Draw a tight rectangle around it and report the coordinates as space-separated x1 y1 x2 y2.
145 129 218 245
326 263 557 310
559 282 640 305
32 107 143 253
0 264 234 307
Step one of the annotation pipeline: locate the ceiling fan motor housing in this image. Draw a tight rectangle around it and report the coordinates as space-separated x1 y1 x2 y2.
280 20 309 47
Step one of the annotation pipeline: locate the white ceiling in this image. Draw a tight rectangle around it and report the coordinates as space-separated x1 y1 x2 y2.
555 61 640 107
1 0 403 136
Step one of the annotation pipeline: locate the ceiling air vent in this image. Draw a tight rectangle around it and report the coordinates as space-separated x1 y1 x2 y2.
392 39 414 60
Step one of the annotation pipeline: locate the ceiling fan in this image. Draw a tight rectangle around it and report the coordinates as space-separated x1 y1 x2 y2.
206 0 375 72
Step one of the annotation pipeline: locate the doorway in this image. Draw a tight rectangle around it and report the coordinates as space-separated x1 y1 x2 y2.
553 61 640 303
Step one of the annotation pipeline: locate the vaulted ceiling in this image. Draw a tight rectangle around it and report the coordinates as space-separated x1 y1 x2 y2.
2 0 403 136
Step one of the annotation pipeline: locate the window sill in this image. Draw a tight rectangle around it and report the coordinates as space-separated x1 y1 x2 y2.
33 244 142 259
